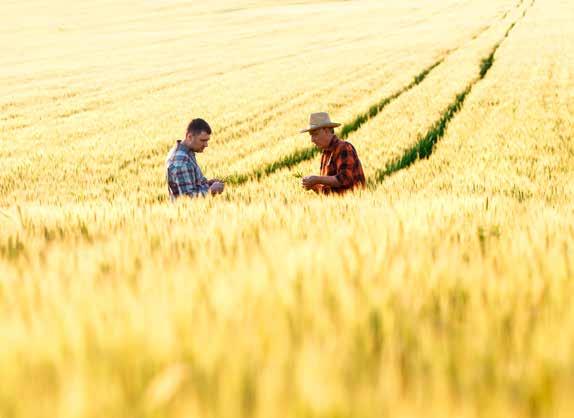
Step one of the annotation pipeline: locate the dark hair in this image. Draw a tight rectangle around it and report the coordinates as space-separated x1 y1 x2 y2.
187 118 212 135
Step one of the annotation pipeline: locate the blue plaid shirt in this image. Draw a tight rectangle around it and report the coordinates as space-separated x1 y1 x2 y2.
166 140 209 200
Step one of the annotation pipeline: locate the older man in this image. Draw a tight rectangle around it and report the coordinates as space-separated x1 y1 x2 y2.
166 118 224 200
300 112 365 194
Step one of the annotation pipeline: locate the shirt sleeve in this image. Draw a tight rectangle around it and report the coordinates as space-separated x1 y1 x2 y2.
171 161 209 198
334 144 359 188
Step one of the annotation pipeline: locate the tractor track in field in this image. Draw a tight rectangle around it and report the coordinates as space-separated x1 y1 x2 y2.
222 1 521 187
372 0 535 185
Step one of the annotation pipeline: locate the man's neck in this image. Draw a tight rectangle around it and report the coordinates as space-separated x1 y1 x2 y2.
179 140 194 153
324 135 338 151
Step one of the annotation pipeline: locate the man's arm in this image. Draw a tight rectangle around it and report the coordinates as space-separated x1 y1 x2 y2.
171 163 209 198
302 145 359 192
302 175 340 193
314 176 341 188
332 145 358 188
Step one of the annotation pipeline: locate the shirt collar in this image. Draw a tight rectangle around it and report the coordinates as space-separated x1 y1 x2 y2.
325 135 340 152
177 140 194 156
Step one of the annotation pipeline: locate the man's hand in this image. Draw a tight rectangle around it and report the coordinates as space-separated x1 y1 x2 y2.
209 181 225 195
302 175 341 192
207 178 223 186
302 175 320 190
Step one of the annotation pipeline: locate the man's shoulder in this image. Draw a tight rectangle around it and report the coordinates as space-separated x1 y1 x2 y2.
167 144 193 166
339 140 354 147
335 140 358 155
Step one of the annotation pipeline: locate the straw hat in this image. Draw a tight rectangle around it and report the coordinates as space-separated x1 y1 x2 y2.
300 112 341 133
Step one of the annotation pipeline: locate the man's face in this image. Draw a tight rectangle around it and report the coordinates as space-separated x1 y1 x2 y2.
187 131 210 153
309 128 332 149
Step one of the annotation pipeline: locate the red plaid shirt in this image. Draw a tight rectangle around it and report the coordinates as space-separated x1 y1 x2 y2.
318 136 365 194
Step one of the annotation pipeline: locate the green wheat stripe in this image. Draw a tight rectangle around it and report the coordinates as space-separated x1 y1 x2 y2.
373 2 531 185
224 59 444 186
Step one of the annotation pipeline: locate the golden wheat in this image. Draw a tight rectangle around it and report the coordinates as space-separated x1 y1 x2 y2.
1 0 573 417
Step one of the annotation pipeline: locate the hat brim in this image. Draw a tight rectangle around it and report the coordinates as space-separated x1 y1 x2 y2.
300 122 341 133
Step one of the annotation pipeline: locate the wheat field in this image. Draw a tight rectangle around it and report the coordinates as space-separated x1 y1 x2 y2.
1 0 574 417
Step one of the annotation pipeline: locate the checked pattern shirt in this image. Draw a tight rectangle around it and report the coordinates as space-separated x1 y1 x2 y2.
166 140 209 200
319 136 366 194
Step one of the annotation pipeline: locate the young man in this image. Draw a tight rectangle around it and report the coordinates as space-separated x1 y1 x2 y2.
165 118 224 200
300 112 365 194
